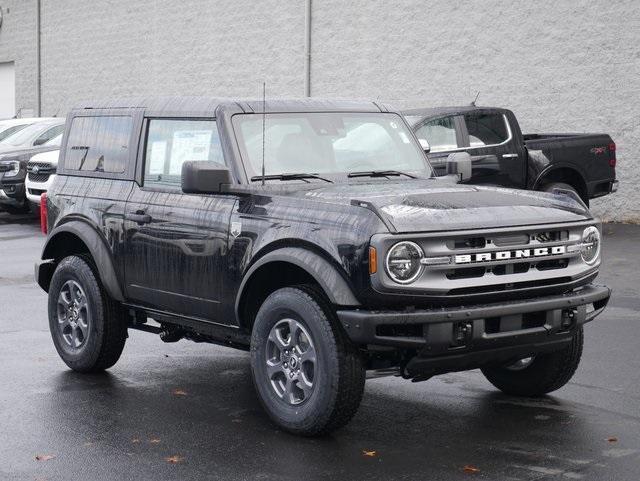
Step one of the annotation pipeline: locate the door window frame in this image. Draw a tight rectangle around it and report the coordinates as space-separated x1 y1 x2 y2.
413 114 466 155
136 116 229 193
57 108 144 181
459 112 513 150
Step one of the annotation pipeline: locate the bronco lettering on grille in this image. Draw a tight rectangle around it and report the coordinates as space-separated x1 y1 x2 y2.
454 245 566 264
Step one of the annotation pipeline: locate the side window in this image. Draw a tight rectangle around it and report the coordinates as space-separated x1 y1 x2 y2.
414 116 458 153
464 113 509 147
34 124 64 146
143 119 224 188
65 116 132 173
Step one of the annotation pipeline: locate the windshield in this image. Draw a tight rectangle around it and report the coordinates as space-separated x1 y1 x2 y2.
0 124 29 142
1 122 54 147
232 112 432 179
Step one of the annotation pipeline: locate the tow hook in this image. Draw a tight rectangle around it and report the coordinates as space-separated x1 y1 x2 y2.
561 308 578 331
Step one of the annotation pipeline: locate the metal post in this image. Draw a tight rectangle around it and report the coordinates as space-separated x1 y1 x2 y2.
35 0 42 116
303 0 312 97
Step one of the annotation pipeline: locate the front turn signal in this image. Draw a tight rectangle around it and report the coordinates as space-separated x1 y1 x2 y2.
369 246 377 275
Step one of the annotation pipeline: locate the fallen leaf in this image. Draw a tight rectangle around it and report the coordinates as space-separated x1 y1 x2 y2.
172 389 188 396
463 465 480 474
362 450 377 457
35 454 55 462
149 438 161 444
166 455 184 464
606 437 618 443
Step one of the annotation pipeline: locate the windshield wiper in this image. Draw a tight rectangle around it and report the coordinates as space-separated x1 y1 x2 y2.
250 173 333 183
348 170 416 179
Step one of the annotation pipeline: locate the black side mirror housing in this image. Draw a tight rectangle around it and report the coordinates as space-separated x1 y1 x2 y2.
181 161 232 194
446 152 472 182
33 138 47 146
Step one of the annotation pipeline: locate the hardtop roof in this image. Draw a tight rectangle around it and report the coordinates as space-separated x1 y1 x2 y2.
402 105 510 121
71 96 395 117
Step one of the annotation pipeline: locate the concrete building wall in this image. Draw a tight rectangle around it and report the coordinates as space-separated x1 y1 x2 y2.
0 0 37 116
0 0 638 220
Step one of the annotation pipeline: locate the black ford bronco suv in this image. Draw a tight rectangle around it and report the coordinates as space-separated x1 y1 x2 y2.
36 97 610 436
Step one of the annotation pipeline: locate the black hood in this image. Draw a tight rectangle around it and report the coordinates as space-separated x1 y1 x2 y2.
267 179 591 233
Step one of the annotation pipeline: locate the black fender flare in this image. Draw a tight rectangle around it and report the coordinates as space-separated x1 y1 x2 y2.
39 221 124 301
531 163 588 192
234 247 361 322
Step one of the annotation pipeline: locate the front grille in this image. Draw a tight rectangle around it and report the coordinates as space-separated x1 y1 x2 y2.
27 161 55 184
28 172 51 183
373 222 596 298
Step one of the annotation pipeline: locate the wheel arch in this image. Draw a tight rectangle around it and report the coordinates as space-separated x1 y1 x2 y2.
533 166 589 202
37 221 124 301
235 247 361 330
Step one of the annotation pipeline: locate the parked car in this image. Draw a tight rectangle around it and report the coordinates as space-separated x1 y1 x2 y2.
0 118 56 143
25 148 60 206
403 106 617 205
0 129 63 213
36 97 609 436
0 118 64 153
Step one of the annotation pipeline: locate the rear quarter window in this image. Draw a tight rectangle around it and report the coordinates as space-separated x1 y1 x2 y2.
64 116 133 173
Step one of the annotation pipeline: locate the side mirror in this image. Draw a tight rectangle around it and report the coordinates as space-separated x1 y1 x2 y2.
181 161 232 194
446 152 472 182
418 138 431 153
33 137 47 146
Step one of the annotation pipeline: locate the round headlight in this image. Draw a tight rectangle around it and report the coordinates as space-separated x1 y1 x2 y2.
581 226 601 265
385 241 424 284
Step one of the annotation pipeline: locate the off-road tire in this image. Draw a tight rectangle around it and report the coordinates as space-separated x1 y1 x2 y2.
48 255 127 373
481 327 584 397
250 285 366 436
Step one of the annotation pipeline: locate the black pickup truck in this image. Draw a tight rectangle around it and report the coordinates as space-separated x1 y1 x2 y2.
36 97 610 436
403 106 618 205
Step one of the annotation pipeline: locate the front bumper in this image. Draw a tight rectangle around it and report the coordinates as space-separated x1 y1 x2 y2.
338 284 610 376
0 178 26 206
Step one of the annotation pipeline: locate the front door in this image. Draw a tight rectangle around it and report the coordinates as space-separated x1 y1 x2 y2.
413 115 465 176
123 118 237 322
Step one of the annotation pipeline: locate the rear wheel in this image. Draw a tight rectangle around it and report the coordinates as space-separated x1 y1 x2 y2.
48 255 127 372
481 328 583 396
542 182 588 207
250 286 366 436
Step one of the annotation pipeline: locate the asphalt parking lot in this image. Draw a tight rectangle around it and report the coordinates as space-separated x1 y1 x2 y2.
0 211 639 481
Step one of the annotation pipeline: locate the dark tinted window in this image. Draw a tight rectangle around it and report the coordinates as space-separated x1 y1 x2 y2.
144 119 224 187
65 116 132 173
465 113 509 147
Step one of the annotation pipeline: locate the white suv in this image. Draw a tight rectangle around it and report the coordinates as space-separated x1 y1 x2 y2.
25 148 60 205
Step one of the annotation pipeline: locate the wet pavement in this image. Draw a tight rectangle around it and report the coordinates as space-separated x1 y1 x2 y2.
1 211 639 481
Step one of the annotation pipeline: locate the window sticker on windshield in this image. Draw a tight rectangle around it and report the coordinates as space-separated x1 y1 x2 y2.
398 132 410 144
390 121 398 129
170 130 212 175
148 141 167 174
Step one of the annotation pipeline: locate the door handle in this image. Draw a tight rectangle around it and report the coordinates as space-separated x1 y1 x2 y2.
502 153 519 158
125 211 152 225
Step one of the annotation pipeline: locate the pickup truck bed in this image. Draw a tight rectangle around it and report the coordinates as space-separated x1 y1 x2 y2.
403 106 618 204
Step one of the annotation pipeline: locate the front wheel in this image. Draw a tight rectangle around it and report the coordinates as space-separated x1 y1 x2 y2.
481 328 583 397
250 286 366 436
